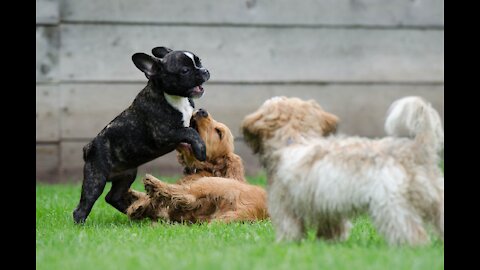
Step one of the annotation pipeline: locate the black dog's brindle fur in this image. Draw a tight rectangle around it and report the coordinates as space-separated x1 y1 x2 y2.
73 47 210 223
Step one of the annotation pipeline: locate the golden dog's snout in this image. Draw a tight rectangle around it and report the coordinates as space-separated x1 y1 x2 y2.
195 108 209 118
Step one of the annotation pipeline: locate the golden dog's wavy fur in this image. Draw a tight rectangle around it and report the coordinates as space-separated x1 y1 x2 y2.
141 174 267 222
175 112 246 184
125 110 267 222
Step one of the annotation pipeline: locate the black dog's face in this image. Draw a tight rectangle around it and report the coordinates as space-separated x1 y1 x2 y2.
132 47 210 98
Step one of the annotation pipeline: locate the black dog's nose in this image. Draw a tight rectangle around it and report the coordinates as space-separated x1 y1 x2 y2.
201 69 210 81
197 109 208 118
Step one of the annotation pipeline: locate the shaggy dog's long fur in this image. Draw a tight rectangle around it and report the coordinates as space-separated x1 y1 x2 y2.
241 96 444 245
125 110 268 222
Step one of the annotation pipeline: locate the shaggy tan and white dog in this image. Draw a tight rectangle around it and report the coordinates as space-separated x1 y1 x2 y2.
241 96 444 245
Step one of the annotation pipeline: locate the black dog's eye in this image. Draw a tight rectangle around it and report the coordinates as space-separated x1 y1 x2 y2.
215 128 223 140
181 67 190 74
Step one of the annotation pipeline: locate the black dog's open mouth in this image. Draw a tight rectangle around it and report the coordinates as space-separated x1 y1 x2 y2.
177 142 192 153
190 85 204 98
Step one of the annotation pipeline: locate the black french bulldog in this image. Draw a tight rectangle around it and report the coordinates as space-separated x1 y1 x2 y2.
72 46 210 224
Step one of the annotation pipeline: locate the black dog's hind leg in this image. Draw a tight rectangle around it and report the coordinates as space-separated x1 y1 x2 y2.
105 168 138 213
73 161 108 224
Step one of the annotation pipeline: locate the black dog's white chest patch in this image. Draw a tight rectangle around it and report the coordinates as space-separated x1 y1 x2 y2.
164 93 194 127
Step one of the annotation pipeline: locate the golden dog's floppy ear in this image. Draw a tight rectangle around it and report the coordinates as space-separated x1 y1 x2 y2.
320 111 339 136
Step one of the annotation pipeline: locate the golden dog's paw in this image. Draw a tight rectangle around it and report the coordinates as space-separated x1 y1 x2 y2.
143 174 161 196
124 189 146 206
126 203 145 220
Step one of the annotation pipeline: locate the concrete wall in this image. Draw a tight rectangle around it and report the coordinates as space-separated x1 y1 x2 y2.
36 0 444 182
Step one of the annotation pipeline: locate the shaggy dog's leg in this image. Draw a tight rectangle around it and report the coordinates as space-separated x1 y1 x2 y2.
432 177 444 241
417 175 444 242
438 197 444 240
267 181 305 241
370 199 428 245
105 168 138 213
73 161 108 223
273 211 305 242
270 203 305 241
316 218 352 242
433 190 444 241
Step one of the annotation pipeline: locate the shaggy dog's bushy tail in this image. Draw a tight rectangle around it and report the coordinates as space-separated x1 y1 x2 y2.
385 96 444 154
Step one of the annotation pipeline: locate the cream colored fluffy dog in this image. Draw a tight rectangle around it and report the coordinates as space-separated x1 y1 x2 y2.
241 96 444 245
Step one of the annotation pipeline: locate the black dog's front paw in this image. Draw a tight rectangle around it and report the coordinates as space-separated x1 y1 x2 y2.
192 143 206 161
73 208 87 224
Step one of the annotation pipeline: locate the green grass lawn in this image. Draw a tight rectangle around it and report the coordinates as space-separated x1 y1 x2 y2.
36 174 444 270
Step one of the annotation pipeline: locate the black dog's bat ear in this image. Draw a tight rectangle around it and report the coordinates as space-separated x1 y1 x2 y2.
151 47 173 58
132 53 160 78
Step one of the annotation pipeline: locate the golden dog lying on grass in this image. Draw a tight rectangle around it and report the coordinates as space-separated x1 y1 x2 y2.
125 109 268 222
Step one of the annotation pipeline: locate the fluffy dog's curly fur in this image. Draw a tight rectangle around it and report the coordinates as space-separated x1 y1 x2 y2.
241 96 444 245
125 110 267 222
